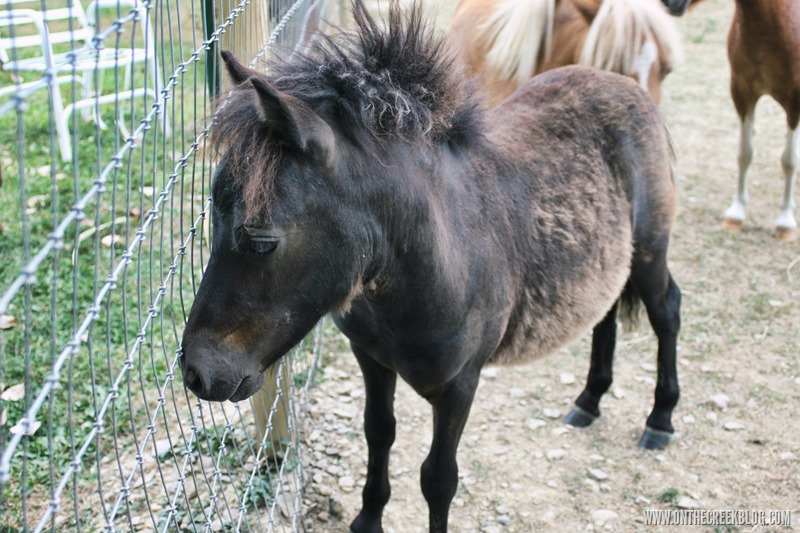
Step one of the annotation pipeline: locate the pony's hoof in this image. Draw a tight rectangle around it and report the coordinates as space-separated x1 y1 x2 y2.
774 226 798 241
564 406 598 428
350 515 383 533
721 218 743 232
639 426 673 450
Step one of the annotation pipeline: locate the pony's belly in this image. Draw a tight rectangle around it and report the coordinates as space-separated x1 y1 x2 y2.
491 234 633 365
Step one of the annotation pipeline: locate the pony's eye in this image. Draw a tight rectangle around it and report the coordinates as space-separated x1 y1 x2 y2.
242 226 279 255
248 237 278 254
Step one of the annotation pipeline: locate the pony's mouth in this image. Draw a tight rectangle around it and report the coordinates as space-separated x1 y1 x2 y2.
228 373 264 402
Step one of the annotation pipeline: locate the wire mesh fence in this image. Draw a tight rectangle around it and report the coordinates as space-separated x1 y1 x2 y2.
0 0 343 530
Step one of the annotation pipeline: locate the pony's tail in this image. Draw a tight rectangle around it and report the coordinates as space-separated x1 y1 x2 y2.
618 281 642 332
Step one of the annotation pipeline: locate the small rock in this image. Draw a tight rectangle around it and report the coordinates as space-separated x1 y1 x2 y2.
599 483 611 493
612 387 626 399
587 468 608 481
584 479 600 492
723 422 745 431
709 393 730 410
318 485 332 496
496 514 510 525
560 373 576 385
705 412 718 422
552 427 571 436
546 449 566 461
338 476 355 489
453 497 465 507
482 526 501 533
640 362 657 372
509 387 525 398
778 451 796 461
682 414 696 424
589 454 605 462
481 367 498 379
547 479 558 488
317 512 329 522
328 495 345 517
543 408 561 419
333 405 358 419
676 496 700 509
591 509 618 526
701 364 714 373
635 495 651 505
525 418 546 430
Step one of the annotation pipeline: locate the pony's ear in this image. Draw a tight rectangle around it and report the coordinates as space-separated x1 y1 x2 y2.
249 77 335 161
220 50 261 86
571 0 600 24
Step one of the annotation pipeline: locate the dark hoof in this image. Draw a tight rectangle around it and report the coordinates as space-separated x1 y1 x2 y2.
639 426 673 450
564 406 598 428
350 515 382 533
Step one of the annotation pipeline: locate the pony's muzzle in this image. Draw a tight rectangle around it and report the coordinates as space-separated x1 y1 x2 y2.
179 341 263 402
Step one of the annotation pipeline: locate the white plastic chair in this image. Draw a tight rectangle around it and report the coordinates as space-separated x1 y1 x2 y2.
0 0 170 162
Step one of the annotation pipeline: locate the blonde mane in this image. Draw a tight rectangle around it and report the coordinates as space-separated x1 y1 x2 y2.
479 0 556 85
579 0 682 75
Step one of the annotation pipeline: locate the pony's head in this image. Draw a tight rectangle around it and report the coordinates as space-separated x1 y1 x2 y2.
179 53 360 402
180 1 481 402
576 0 682 103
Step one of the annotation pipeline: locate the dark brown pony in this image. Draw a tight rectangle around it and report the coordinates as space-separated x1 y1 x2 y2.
448 0 682 107
722 0 799 240
180 2 681 531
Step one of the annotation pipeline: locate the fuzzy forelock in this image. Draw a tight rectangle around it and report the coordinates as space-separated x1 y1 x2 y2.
211 0 483 222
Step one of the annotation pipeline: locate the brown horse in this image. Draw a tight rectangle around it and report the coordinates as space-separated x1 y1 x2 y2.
448 0 682 107
722 0 799 240
180 2 681 531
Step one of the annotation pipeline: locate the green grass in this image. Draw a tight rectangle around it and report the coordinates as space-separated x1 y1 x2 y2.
0 37 216 527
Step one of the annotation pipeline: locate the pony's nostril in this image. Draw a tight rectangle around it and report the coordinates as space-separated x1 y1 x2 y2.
183 366 201 390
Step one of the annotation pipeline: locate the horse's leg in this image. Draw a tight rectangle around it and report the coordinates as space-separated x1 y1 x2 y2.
350 346 397 533
564 301 618 427
775 122 799 240
631 253 681 450
723 107 755 231
421 371 480 533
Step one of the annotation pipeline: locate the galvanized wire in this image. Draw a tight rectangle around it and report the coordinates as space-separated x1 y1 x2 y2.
0 0 338 530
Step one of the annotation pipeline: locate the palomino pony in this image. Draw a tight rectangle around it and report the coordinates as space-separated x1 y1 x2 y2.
448 0 682 107
180 2 681 531
662 0 705 16
722 0 799 240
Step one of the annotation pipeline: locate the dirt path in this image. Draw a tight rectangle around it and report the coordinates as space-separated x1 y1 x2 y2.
301 1 800 531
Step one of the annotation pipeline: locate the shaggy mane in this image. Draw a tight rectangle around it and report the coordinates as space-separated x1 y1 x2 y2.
479 0 556 85
212 0 483 222
578 0 682 75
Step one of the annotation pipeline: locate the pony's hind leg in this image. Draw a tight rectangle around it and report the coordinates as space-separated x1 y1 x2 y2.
564 302 619 428
351 346 398 533
775 124 799 240
631 254 681 450
723 109 755 231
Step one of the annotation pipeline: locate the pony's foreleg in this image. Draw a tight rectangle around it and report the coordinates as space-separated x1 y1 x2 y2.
723 111 755 231
564 302 618 428
421 371 480 533
775 125 799 240
633 260 681 450
350 346 398 533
